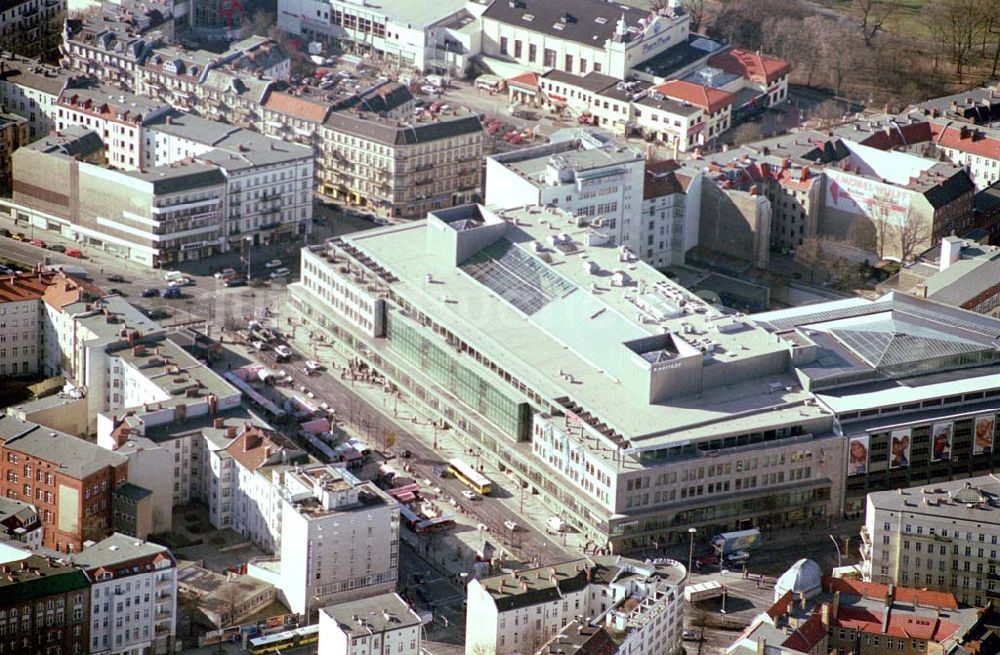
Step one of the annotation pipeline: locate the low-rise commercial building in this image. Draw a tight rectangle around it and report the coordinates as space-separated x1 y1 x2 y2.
176 562 276 629
466 556 686 655
481 0 689 80
72 533 177 655
278 0 482 74
633 80 733 150
290 202 1000 551
319 592 421 655
0 542 90 655
319 112 483 218
0 414 129 553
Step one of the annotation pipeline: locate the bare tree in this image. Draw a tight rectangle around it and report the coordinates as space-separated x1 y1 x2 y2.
818 24 862 96
795 237 826 284
870 202 894 262
683 0 707 33
893 210 931 262
854 0 901 46
929 0 988 82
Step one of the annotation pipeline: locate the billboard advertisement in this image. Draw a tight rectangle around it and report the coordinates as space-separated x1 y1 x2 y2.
890 429 911 469
931 422 953 462
974 414 996 455
825 169 911 222
848 435 869 476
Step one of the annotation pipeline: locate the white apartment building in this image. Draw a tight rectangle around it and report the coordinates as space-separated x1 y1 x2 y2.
0 286 42 378
278 0 482 74
484 128 696 266
0 53 74 141
268 464 400 615
208 424 306 552
144 111 315 248
481 0 690 80
73 532 177 655
861 474 1000 608
56 85 172 172
465 556 686 655
319 593 421 655
633 80 734 151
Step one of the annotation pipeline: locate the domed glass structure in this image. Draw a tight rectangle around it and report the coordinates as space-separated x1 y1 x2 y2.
774 558 822 602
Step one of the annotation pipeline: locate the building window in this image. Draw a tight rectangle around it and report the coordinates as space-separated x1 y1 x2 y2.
500 37 508 55
544 48 556 67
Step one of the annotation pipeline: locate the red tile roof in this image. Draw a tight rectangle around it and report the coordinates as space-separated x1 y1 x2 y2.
643 160 684 199
930 122 1000 160
709 48 791 85
508 71 540 90
856 121 933 150
223 424 298 471
768 590 794 622
655 80 734 114
834 606 959 642
0 271 100 306
822 576 959 610
262 90 330 123
782 613 827 652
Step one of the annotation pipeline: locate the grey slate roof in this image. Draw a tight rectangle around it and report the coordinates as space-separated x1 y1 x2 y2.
482 0 650 48
330 81 414 115
0 414 127 479
129 161 226 194
72 532 171 569
323 113 483 146
322 592 420 637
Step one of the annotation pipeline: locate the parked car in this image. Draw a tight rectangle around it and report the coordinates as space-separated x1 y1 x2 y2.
12 232 27 242
251 340 267 351
504 520 518 532
215 267 236 279
304 360 323 372
682 630 700 642
224 276 247 288
106 273 126 283
274 345 292 360
264 259 283 269
66 249 83 258
461 490 479 501
164 270 184 282
0 265 13 275
144 308 170 320
107 288 125 297
0 228 9 237
29 238 46 248
161 287 181 299
168 276 194 287
140 288 159 298
397 449 411 459
269 267 290 279
47 244 66 253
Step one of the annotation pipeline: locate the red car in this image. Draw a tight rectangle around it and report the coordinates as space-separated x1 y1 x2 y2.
66 249 83 258
30 238 46 248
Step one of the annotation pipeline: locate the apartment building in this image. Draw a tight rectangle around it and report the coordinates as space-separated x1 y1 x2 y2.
634 80 734 150
0 542 91 655
466 556 686 655
0 53 72 142
695 48 791 120
291 203 1000 550
253 464 400 615
0 0 66 58
0 415 129 553
0 113 27 194
0 273 48 379
860 475 1000 607
727 568 993 655
481 0 690 79
484 129 696 267
319 593 421 655
208 424 306 552
0 497 42 550
144 111 315 248
319 112 483 218
73 533 177 655
278 0 481 74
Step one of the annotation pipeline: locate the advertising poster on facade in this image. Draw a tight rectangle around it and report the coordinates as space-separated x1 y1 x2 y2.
931 422 953 462
890 429 911 469
825 168 911 221
848 435 869 476
974 414 996 455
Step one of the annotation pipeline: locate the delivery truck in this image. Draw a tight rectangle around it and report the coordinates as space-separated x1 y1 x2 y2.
710 528 762 556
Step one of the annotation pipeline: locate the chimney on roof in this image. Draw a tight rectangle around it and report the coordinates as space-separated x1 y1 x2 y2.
940 236 962 272
886 584 895 608
800 167 809 182
213 417 225 429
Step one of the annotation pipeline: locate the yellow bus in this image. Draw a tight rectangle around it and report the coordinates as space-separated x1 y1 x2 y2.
447 458 492 495
248 625 319 654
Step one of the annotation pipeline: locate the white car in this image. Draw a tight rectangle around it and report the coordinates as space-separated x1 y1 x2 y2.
274 345 292 360
305 360 323 372
168 276 194 287
214 267 236 279
270 267 290 279
460 490 479 501
504 520 518 532
265 259 283 269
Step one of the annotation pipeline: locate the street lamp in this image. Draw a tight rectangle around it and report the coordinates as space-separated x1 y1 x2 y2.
244 236 253 280
829 534 843 569
687 527 697 578
720 569 730 614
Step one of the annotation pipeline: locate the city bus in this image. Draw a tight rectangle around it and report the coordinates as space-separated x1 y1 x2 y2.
248 625 319 654
446 458 492 495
